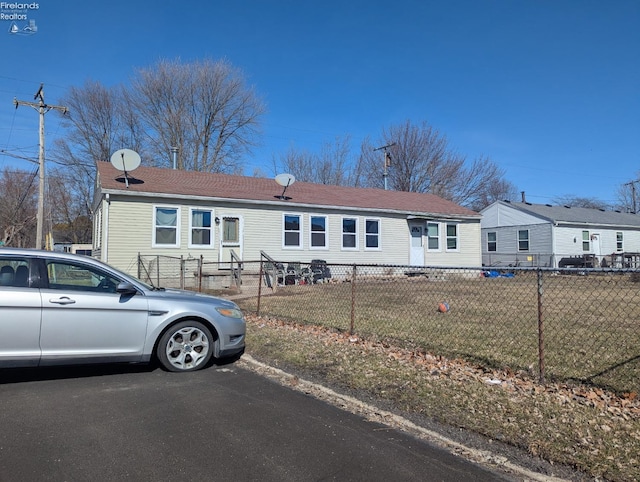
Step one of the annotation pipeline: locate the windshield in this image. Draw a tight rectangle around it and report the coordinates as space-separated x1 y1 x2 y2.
89 257 156 290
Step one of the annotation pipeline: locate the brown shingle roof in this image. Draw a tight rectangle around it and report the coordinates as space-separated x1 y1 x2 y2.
96 161 479 219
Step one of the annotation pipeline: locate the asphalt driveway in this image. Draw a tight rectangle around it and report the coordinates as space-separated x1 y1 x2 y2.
0 361 512 481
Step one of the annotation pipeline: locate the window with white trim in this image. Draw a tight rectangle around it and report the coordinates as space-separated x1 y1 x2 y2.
310 215 327 249
517 229 529 251
446 223 458 251
617 232 623 251
426 222 439 250
153 206 180 247
342 217 358 250
189 208 213 247
487 231 497 252
365 218 380 249
283 214 302 248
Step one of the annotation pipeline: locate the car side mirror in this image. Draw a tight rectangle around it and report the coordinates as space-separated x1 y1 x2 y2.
116 282 138 295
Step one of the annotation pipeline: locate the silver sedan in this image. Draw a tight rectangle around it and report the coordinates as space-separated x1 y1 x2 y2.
0 248 245 372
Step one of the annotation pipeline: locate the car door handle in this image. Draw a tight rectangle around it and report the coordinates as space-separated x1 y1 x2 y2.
49 297 76 305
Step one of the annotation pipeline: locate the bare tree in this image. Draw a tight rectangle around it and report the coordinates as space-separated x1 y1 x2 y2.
47 167 92 243
54 80 145 169
274 136 357 185
358 120 517 211
53 80 146 223
616 178 640 213
50 58 266 243
127 58 266 172
551 195 612 210
0 168 38 247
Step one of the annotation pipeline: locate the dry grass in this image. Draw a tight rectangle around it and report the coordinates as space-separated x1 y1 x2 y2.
239 272 640 394
243 314 640 482
231 271 640 480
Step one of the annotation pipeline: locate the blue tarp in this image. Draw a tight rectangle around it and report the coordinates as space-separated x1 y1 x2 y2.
483 270 515 278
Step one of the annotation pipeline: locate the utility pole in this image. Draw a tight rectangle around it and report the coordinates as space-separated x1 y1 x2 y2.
624 180 640 213
14 84 68 249
373 142 396 190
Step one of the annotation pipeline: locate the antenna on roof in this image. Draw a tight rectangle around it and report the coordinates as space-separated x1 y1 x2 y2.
110 148 141 188
374 142 396 190
274 173 295 200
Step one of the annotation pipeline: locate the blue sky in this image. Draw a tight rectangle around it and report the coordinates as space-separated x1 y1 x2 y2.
1 0 638 205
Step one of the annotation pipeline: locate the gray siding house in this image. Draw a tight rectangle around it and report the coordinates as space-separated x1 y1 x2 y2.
93 162 482 276
480 200 640 268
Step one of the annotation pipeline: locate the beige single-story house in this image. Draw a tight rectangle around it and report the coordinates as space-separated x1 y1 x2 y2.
92 162 482 276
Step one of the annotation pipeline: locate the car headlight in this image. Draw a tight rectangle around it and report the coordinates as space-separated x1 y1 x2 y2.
215 307 244 319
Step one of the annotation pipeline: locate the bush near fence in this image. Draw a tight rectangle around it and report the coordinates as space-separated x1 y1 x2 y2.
137 254 640 395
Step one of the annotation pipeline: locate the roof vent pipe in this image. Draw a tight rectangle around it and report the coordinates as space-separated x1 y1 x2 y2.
521 191 526 203
170 146 178 169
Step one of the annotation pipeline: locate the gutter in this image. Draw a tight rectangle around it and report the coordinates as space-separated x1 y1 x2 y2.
99 188 482 222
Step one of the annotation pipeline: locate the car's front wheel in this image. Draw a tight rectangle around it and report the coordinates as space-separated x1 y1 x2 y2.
157 321 214 372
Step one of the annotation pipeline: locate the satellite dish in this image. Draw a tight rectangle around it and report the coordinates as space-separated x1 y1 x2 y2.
274 173 295 200
110 149 141 188
110 149 141 172
275 173 295 187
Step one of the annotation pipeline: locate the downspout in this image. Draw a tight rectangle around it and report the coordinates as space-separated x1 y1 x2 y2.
550 222 556 268
103 193 110 263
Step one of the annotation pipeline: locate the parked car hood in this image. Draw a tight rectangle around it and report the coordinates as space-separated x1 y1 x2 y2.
145 287 238 307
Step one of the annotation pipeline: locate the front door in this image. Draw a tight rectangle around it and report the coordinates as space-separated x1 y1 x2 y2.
591 233 601 264
409 223 425 266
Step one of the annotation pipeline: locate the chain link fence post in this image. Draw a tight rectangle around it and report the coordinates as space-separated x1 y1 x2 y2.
180 255 184 290
537 267 545 384
257 258 263 316
350 264 356 335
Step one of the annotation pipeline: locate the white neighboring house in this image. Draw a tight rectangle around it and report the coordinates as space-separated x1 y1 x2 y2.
480 200 640 268
92 162 482 275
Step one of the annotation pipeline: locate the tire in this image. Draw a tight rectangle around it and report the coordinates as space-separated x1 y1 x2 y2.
157 320 214 372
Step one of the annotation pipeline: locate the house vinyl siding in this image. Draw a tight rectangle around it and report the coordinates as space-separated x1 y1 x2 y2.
425 221 481 267
481 201 640 267
481 223 554 267
94 163 482 276
554 225 640 256
102 198 156 271
243 207 413 265
481 203 546 229
100 197 482 274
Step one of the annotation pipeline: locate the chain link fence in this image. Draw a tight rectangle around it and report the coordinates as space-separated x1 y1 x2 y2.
136 254 640 395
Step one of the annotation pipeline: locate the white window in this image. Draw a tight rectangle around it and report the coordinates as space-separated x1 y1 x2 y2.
310 215 328 249
342 217 358 250
487 231 497 252
518 229 529 252
153 206 180 247
446 223 458 251
189 208 213 248
365 218 381 250
617 232 623 251
426 222 439 250
283 214 302 248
